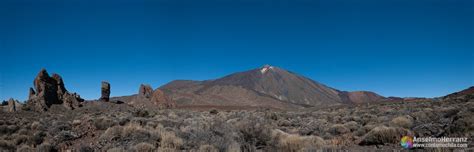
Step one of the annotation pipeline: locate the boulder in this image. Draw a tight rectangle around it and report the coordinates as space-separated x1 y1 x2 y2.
100 81 111 102
26 69 84 112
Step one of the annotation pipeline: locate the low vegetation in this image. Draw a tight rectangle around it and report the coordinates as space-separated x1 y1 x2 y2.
0 95 472 151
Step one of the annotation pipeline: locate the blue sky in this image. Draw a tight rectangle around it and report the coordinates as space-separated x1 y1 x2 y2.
1 0 473 101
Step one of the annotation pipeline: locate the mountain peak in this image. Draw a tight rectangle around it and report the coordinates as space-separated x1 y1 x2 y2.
260 64 274 74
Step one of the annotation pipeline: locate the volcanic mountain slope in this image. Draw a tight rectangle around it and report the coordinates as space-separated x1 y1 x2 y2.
160 65 386 109
444 86 474 99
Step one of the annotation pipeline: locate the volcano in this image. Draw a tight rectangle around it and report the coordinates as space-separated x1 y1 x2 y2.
160 65 386 109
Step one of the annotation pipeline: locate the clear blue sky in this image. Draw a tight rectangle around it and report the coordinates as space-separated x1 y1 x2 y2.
1 0 473 101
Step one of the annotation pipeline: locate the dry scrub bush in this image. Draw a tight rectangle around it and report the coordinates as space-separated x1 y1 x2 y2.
198 144 218 152
30 121 41 130
0 140 14 151
236 118 273 150
0 125 19 135
161 131 183 149
133 142 156 152
16 145 33 152
343 121 360 132
94 117 117 130
107 147 126 152
157 147 180 152
226 142 241 152
272 129 325 152
329 124 349 135
100 126 123 141
13 134 28 145
389 116 413 129
122 123 150 138
359 126 412 145
100 123 162 150
37 143 54 152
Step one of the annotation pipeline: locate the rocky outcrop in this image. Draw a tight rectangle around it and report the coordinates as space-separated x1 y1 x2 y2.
26 69 84 112
100 81 111 102
131 84 176 108
7 98 22 112
151 89 176 108
139 84 153 99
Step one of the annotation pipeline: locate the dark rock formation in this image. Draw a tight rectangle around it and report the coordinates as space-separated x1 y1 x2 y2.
100 81 111 102
28 88 36 99
151 89 176 108
131 84 176 108
7 98 22 112
139 84 153 99
26 69 84 112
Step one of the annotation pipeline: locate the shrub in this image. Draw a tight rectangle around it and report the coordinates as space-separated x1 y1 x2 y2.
133 142 156 152
389 116 413 129
161 131 183 149
94 117 117 130
30 121 41 130
0 125 19 134
79 145 94 152
198 144 218 152
226 142 241 152
343 121 361 132
13 134 29 145
358 126 412 145
236 118 273 150
55 131 78 141
133 109 150 117
100 126 123 141
329 124 350 135
72 120 82 126
209 109 218 115
28 131 46 146
360 114 377 125
272 129 325 152
107 147 126 152
37 143 55 152
122 123 152 141
52 121 72 132
0 140 14 151
16 145 34 152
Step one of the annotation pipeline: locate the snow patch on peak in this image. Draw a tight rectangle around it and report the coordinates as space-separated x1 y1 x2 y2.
260 65 274 74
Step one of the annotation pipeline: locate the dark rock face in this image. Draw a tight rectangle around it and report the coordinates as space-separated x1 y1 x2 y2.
138 84 153 99
28 88 36 99
7 98 22 112
26 69 84 112
151 89 176 108
100 81 111 102
131 84 176 108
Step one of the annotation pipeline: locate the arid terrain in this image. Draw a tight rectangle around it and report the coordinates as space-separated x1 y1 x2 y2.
1 87 473 151
0 67 472 151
